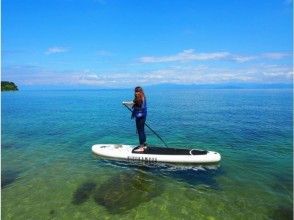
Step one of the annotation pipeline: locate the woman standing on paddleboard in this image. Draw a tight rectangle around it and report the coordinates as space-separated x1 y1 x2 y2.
132 86 147 152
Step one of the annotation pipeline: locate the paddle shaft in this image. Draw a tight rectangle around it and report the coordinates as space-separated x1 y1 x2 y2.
123 104 169 148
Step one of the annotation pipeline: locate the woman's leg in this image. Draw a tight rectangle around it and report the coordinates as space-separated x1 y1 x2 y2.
142 117 146 144
136 117 146 145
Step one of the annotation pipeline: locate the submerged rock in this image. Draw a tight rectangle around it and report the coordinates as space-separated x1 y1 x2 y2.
272 205 293 220
93 171 163 214
1 169 20 188
72 182 97 205
1 143 15 149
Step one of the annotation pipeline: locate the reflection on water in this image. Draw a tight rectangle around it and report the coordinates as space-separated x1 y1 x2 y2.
97 158 223 189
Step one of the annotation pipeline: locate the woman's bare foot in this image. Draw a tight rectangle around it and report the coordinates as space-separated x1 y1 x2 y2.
134 146 145 152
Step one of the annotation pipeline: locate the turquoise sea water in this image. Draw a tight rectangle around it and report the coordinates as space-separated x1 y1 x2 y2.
1 89 293 220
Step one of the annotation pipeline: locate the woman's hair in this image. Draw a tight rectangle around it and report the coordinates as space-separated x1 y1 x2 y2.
135 86 144 94
134 86 145 106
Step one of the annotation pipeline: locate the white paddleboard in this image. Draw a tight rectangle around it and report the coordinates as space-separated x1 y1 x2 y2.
92 144 221 164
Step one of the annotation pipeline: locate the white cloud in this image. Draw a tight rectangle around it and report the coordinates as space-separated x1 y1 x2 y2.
45 47 68 55
138 50 292 64
139 49 230 63
73 64 293 86
3 62 292 88
262 52 291 59
139 49 231 63
231 55 257 63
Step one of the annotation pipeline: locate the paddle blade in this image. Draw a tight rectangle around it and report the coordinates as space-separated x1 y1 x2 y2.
122 101 134 108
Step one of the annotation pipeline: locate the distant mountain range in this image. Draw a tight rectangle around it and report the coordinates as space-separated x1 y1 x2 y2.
19 82 293 90
145 83 293 90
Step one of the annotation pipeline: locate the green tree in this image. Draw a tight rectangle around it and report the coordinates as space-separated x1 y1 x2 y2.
1 81 18 91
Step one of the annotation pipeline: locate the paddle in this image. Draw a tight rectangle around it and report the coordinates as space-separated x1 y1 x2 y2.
122 102 169 148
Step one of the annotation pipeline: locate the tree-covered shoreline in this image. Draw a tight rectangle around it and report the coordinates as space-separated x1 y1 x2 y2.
1 81 18 91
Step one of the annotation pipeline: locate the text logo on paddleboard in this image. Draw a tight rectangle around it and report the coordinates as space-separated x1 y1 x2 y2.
127 156 157 162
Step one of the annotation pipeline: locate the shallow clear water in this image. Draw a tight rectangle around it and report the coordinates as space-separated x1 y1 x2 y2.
2 89 293 219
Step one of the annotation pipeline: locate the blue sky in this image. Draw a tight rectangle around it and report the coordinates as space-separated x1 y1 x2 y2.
2 0 293 88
